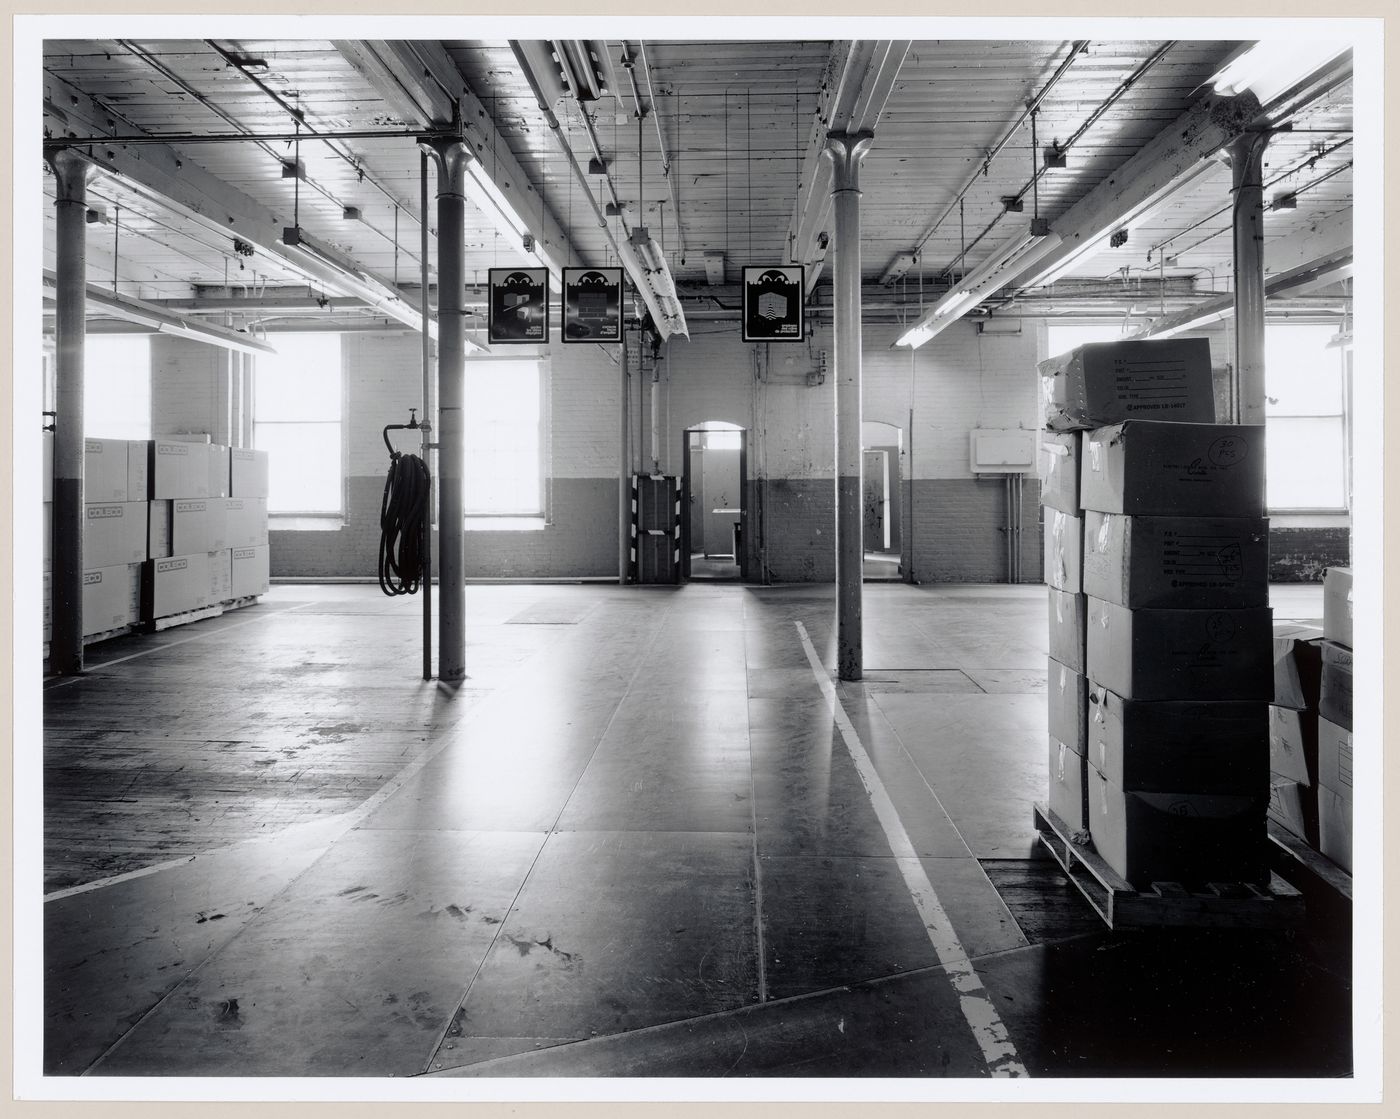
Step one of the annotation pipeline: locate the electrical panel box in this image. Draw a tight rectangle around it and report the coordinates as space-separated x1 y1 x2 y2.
970 428 1036 474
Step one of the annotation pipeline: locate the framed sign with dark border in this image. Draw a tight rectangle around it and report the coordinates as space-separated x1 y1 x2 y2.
488 267 549 344
562 267 624 343
741 265 804 342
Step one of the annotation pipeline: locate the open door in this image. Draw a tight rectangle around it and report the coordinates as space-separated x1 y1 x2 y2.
682 422 747 582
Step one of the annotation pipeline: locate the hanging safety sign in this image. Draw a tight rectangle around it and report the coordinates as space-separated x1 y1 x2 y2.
489 267 549 344
742 265 804 342
562 267 624 343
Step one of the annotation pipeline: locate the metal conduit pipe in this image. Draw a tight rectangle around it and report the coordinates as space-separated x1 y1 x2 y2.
419 149 435 681
420 135 470 684
48 149 93 676
633 40 688 263
1231 132 1271 426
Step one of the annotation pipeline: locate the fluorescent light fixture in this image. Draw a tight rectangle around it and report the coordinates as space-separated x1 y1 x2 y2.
1211 39 1350 104
514 40 616 106
619 229 688 341
42 272 278 355
895 229 1061 348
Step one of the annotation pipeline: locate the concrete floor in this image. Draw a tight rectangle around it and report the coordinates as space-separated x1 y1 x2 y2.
34 580 1351 1086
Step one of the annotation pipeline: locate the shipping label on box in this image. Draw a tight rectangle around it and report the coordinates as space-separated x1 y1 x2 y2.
84 502 149 568
1087 767 1270 889
84 438 130 502
1272 622 1325 710
1040 432 1080 514
1323 566 1353 648
224 498 269 548
82 563 141 636
1087 599 1274 701
1048 738 1089 833
1267 777 1319 847
1043 509 1082 594
1317 784 1352 872
207 445 231 499
127 440 150 501
1048 589 1087 675
1318 640 1353 731
1269 704 1319 787
144 553 212 619
150 439 210 499
1048 658 1088 754
1080 421 1267 517
209 548 233 604
1317 717 1352 799
1087 685 1267 794
170 499 228 555
230 448 270 498
231 544 270 598
1082 511 1269 609
1039 337 1215 432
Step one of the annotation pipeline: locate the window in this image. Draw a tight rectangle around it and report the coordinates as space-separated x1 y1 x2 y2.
464 359 545 519
253 334 343 515
1265 323 1347 511
84 336 151 439
1044 321 1133 361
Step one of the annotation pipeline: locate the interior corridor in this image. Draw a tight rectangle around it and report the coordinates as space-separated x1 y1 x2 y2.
36 582 1350 1080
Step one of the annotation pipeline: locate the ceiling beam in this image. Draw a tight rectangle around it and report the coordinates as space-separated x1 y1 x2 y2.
784 40 910 292
333 40 576 281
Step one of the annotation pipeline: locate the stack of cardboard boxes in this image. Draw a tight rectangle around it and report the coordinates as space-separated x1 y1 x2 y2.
42 437 270 654
1316 568 1354 871
1041 339 1274 889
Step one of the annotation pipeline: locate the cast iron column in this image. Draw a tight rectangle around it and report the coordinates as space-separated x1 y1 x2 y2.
823 131 874 682
48 149 94 675
421 135 471 684
1230 131 1270 426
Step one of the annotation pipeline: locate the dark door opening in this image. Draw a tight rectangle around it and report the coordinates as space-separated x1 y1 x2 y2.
682 425 748 582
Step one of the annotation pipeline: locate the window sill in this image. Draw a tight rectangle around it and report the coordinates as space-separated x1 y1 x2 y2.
1269 513 1350 529
465 516 548 532
270 516 345 532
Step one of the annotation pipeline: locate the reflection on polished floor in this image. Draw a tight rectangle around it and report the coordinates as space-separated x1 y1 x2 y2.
38 581 1351 1081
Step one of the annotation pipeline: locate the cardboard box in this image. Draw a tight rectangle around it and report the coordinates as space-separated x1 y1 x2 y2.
1079 421 1267 517
1048 658 1088 754
148 500 172 559
127 440 150 501
1272 622 1324 710
83 502 149 568
1040 432 1080 514
1317 784 1352 872
1323 567 1353 648
170 499 228 555
1049 738 1089 833
1043 509 1082 593
1318 640 1353 731
1087 686 1267 795
1039 338 1215 432
1317 717 1352 799
1267 777 1319 847
150 439 210 498
84 438 130 502
1048 589 1087 675
1086 599 1274 701
143 552 212 619
1268 705 1319 787
1082 511 1269 609
223 498 269 549
230 448 270 498
231 544 271 598
207 445 231 499
43 430 54 502
1087 767 1270 889
209 548 233 604
82 562 142 636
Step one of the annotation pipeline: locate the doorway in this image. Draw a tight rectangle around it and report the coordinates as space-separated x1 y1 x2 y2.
862 421 903 582
682 423 747 582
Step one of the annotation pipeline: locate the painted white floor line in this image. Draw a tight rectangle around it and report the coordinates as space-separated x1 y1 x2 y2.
794 621 1028 1078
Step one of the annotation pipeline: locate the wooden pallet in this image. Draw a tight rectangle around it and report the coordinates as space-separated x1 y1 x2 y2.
1033 802 1305 930
149 603 224 632
220 594 263 614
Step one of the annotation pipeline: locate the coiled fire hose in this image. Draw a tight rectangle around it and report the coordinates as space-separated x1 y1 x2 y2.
378 448 431 596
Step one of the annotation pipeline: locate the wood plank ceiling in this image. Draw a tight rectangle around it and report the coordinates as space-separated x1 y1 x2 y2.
41 35 1354 334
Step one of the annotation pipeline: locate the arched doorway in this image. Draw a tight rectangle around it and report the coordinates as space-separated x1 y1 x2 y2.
682 421 748 582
